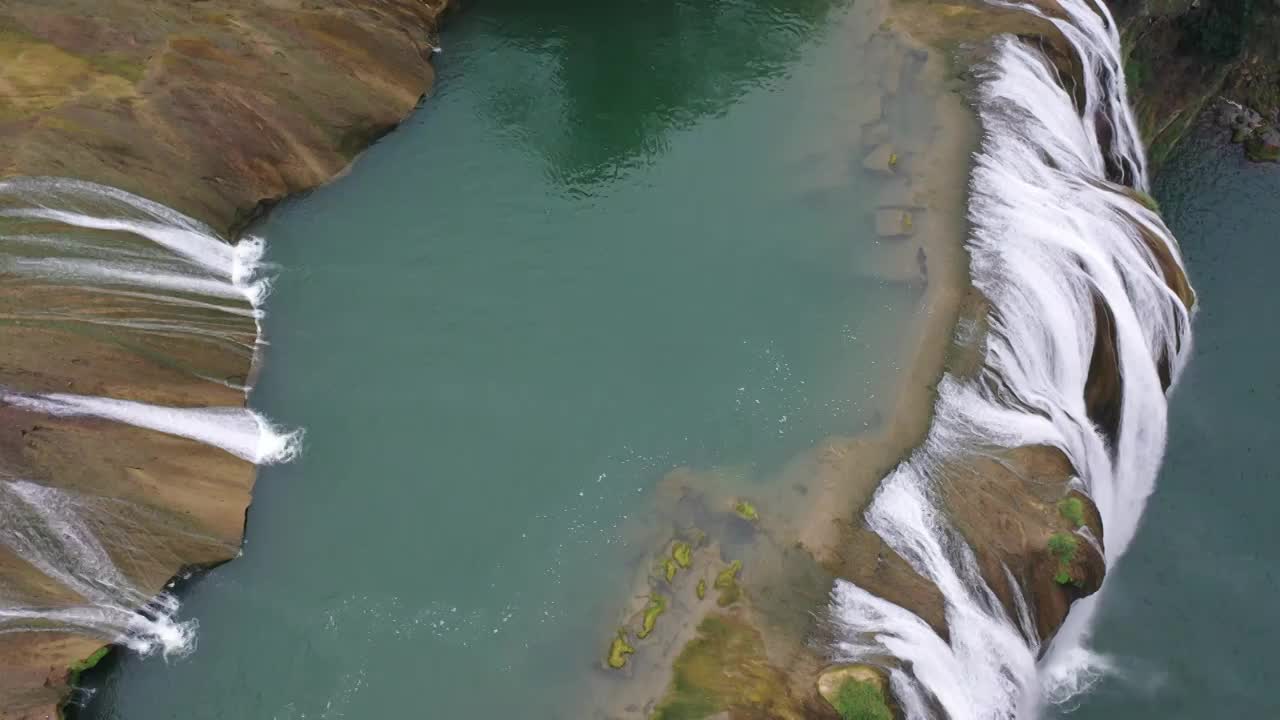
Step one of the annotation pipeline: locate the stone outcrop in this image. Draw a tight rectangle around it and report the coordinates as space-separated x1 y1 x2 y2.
0 1 451 716
1115 0 1280 164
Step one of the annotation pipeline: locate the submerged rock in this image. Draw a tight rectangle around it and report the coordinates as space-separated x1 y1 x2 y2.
875 209 915 238
862 144 898 174
607 631 636 670
651 614 803 720
714 560 743 607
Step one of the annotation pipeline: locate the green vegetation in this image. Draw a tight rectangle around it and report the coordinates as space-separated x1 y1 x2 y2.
714 560 743 607
652 615 795 720
638 594 668 639
696 578 707 600
672 541 692 569
1179 0 1255 59
734 500 759 521
664 557 679 583
1048 532 1079 585
1057 496 1085 527
1131 190 1161 213
1124 53 1147 93
832 678 893 720
1245 133 1280 162
67 645 111 684
607 631 635 669
84 52 147 83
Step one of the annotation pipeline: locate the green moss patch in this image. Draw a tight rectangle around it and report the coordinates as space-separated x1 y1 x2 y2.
607 631 635 669
664 557 680 583
67 645 111 684
1048 532 1079 585
1057 496 1085 527
672 541 693 569
734 500 759 521
1131 190 1161 213
653 615 796 720
832 678 893 720
714 560 743 607
637 594 668 639
696 578 707 600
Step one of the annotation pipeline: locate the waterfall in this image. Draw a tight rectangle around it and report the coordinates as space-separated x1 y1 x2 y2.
0 179 301 658
0 177 272 368
0 480 194 656
0 393 301 465
827 0 1193 716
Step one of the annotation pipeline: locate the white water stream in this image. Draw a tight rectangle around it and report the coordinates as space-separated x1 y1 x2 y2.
0 178 300 656
0 480 193 656
828 0 1193 717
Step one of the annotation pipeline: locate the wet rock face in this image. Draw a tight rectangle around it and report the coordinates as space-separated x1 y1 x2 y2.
1116 0 1280 165
1217 99 1280 162
0 1 452 716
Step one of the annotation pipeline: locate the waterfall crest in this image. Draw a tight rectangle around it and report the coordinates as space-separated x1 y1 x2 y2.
827 0 1194 716
0 178 300 657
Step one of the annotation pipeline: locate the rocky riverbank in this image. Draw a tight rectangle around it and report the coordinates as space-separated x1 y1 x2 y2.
1116 0 1280 163
0 2 450 716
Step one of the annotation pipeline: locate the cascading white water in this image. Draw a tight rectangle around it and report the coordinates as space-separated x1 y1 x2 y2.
0 178 301 657
827 0 1193 717
0 176 271 308
0 480 194 656
0 392 301 464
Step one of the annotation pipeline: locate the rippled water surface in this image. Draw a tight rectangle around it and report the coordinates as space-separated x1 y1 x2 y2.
77 0 945 716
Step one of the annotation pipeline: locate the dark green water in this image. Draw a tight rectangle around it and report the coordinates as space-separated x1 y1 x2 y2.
1066 127 1280 716
77 1 941 717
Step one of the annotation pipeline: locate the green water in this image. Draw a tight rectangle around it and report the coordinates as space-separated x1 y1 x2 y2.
78 1 941 717
1065 128 1280 715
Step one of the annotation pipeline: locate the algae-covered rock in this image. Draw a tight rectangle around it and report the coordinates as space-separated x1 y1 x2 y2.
734 500 759 522
714 560 743 607
664 558 680 583
673 541 693 569
607 631 636 669
1048 532 1081 586
876 209 915 238
818 665 895 720
1057 496 1085 527
67 645 111 686
637 594 669 640
652 614 802 720
696 578 707 600
863 144 898 174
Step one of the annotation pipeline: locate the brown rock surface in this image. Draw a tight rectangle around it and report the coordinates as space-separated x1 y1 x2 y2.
0 1 451 716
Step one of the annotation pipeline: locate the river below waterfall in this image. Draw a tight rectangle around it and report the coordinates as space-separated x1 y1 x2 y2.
74 0 961 717
1061 125 1280 718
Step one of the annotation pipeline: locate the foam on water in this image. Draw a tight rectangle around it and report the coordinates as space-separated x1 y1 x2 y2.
827 0 1193 716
